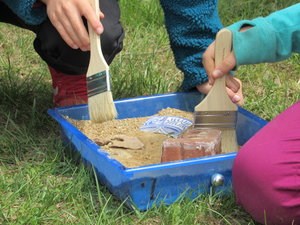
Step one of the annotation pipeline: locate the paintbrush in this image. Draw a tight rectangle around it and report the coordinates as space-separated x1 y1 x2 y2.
86 0 117 123
194 28 238 153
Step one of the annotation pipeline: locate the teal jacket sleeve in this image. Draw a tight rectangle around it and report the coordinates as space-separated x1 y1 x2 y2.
227 3 300 66
160 0 222 91
2 0 47 25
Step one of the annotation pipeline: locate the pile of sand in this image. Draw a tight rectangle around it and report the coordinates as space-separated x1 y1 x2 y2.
67 108 193 168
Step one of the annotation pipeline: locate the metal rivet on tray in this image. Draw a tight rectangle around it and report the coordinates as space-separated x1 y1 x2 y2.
211 173 225 187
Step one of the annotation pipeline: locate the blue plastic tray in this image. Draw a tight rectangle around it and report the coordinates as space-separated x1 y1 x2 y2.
48 92 267 210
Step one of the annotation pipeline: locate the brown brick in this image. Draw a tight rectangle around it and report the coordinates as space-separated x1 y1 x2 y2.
161 128 222 163
161 139 182 163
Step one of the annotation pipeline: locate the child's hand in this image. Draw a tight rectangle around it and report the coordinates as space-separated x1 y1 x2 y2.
196 77 244 106
200 40 244 105
41 0 104 51
203 40 237 84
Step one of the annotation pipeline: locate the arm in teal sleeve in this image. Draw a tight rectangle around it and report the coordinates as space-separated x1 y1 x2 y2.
160 0 222 91
2 0 46 25
227 3 300 66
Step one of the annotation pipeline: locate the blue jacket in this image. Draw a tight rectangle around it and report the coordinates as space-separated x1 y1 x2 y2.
227 3 300 66
3 0 222 91
160 0 222 90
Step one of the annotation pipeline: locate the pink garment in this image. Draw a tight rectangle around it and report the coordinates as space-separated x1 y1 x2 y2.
233 101 300 225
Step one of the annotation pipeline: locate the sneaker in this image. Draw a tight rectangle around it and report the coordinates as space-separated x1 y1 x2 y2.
49 66 88 107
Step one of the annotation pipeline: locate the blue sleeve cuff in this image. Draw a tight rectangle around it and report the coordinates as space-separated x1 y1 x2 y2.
227 3 300 66
160 0 222 91
227 18 277 66
3 0 47 25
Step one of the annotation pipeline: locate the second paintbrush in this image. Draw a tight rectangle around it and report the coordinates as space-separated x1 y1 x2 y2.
193 29 238 153
86 0 117 123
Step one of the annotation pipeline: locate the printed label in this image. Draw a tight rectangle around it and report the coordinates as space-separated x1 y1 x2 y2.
140 116 193 137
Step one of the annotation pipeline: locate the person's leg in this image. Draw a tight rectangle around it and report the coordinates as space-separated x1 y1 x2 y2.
34 0 124 74
0 4 85 106
32 0 124 106
34 0 124 106
233 101 300 225
1 0 124 106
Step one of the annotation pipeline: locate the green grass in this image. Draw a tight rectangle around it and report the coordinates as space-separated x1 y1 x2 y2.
0 0 299 224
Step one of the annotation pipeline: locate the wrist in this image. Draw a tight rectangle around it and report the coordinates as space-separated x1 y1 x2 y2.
240 25 252 32
32 0 46 8
196 82 211 95
39 0 48 4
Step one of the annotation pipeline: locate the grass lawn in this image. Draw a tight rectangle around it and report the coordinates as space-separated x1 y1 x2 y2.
0 0 299 224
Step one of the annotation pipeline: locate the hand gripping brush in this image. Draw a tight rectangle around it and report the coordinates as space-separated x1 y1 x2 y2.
194 28 238 153
86 0 117 123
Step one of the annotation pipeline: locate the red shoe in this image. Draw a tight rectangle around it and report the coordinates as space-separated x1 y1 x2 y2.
49 67 88 107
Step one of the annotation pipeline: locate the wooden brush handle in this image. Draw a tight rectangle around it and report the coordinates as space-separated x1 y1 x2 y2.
87 0 108 73
213 29 231 91
206 29 236 110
